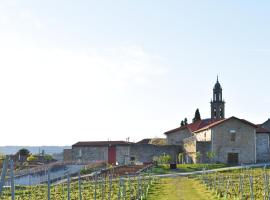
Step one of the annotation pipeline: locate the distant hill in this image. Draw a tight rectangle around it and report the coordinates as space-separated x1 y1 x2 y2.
0 146 70 155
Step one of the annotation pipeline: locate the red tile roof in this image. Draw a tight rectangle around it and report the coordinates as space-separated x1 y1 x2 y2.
72 141 133 147
256 126 270 133
164 118 221 135
193 116 257 133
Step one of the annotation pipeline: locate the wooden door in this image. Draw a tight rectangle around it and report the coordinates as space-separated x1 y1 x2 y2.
227 153 239 164
108 146 116 165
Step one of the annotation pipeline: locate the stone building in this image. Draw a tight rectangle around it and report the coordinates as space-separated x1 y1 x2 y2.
256 124 270 162
66 140 181 165
184 117 257 164
164 78 270 164
165 119 219 146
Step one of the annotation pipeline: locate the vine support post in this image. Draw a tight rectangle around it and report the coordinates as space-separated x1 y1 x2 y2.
47 168 51 200
10 159 15 200
67 172 70 200
78 172 82 200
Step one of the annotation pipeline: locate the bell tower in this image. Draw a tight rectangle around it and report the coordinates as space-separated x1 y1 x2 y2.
211 76 225 119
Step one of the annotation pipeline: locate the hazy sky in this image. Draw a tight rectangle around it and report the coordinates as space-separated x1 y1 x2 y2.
1 1 270 145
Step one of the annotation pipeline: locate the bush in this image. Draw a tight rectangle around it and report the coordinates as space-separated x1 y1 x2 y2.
27 155 38 162
18 148 30 156
44 155 53 161
153 154 172 164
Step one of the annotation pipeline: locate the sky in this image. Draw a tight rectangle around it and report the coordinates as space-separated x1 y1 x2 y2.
1 1 270 145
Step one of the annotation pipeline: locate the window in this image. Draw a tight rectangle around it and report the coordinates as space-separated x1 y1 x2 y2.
230 130 236 142
214 108 217 118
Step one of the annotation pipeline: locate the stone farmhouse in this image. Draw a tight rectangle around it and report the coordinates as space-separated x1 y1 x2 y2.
165 78 270 164
64 140 181 165
64 78 270 165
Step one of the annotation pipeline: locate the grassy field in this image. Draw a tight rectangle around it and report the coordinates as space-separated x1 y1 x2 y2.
147 177 217 200
150 163 229 174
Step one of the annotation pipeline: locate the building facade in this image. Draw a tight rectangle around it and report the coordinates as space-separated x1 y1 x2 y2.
165 78 270 164
65 141 182 165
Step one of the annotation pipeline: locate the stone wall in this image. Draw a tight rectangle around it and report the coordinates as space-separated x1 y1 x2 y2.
72 146 108 162
116 146 130 165
196 142 211 163
256 133 270 162
166 128 192 145
211 118 256 164
195 129 211 141
183 137 196 163
68 144 182 165
129 144 182 164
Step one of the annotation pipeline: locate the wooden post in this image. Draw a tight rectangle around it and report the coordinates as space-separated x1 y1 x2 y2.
47 168 51 200
0 157 8 196
94 173 97 200
10 159 15 200
78 172 82 200
67 172 70 200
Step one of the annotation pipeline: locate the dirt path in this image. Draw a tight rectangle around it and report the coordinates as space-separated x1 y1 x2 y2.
147 177 217 200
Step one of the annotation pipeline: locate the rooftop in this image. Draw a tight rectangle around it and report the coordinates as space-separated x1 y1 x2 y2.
72 141 133 147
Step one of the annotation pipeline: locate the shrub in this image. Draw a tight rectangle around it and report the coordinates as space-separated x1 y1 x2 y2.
27 155 38 162
44 155 53 161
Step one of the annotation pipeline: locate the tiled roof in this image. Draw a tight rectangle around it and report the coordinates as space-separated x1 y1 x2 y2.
164 118 221 135
256 126 270 133
72 141 133 147
193 116 257 133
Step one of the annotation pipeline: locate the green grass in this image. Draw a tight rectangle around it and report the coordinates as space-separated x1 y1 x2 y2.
147 177 217 200
150 163 229 174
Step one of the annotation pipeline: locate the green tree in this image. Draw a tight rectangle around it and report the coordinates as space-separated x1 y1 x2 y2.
206 151 216 163
44 154 53 161
18 148 30 156
180 120 185 127
192 108 201 123
184 118 188 125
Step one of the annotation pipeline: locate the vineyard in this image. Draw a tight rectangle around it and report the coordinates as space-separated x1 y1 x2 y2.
199 167 270 200
0 173 154 200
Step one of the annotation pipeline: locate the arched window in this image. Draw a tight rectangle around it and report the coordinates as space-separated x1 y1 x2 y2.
220 108 223 118
214 108 217 118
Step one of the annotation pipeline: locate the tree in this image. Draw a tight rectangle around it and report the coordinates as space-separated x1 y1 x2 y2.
184 118 188 125
206 151 216 163
18 148 30 156
180 120 185 127
192 108 201 123
44 154 53 161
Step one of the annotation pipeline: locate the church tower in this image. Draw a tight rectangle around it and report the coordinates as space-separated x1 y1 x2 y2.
211 77 225 119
